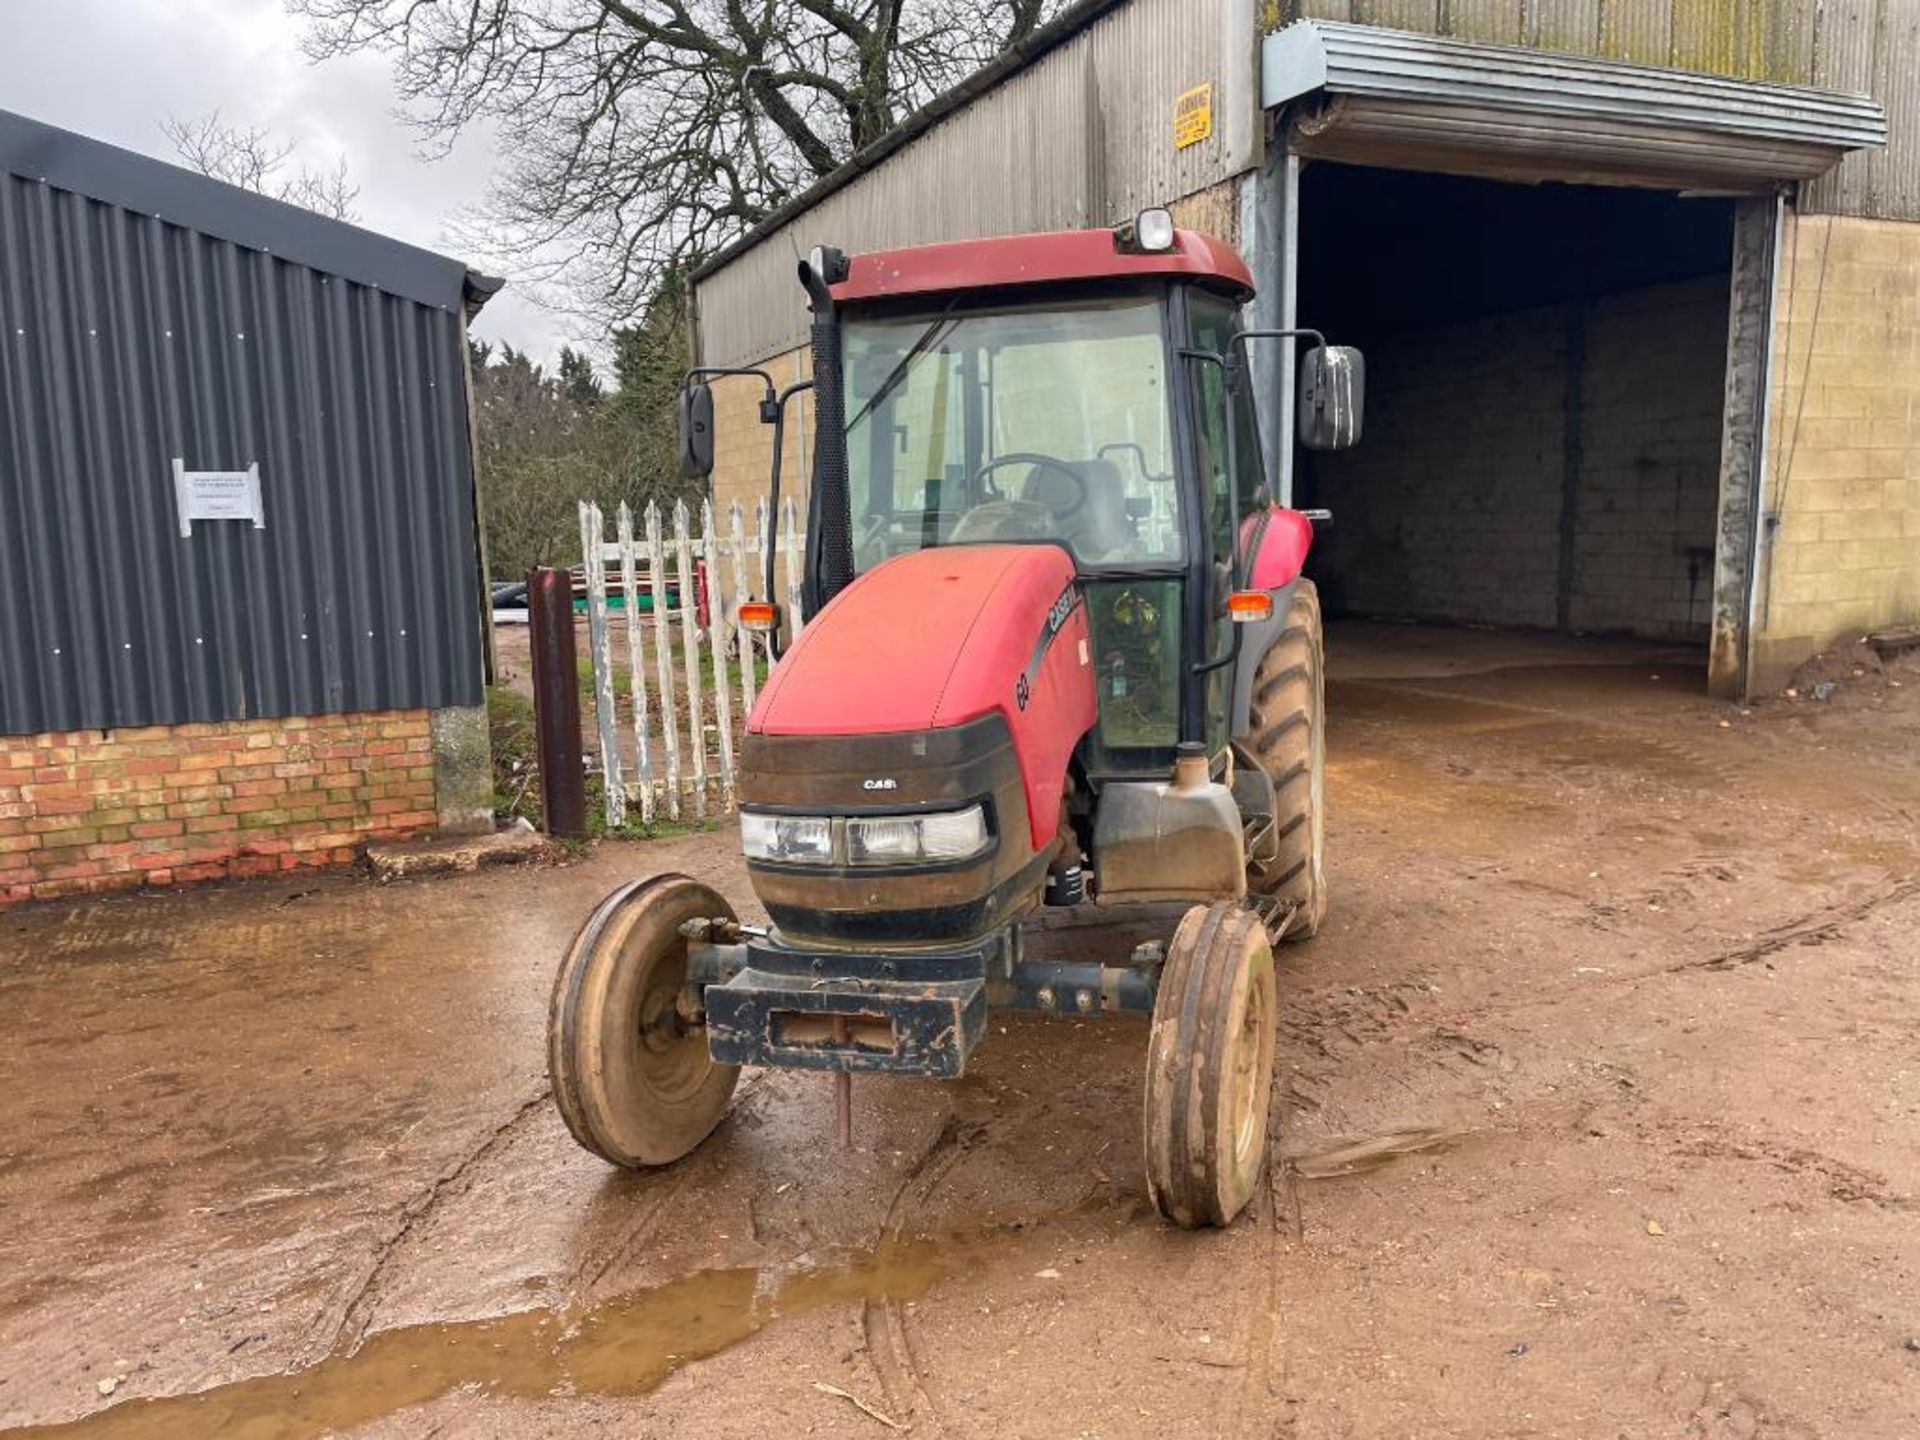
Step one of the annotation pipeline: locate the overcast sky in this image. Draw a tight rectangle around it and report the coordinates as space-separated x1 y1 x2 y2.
1 0 580 365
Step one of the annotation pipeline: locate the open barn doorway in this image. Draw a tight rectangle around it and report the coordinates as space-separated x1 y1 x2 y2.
1292 164 1736 697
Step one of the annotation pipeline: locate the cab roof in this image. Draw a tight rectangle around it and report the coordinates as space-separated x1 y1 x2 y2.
829 227 1255 308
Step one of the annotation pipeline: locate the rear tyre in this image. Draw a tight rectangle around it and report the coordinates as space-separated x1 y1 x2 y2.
548 873 740 1168
1245 579 1327 941
1144 903 1278 1228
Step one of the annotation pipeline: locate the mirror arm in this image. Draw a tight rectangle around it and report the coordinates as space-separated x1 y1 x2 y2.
760 379 815 657
1227 327 1327 359
682 366 814 660
686 364 777 392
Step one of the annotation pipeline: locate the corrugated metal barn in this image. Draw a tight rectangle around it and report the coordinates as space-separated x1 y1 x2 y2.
692 0 1919 702
0 109 499 903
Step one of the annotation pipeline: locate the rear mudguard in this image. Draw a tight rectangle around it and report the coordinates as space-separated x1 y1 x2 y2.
1229 506 1313 737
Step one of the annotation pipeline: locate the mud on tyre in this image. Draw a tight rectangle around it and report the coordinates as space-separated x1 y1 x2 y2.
1143 902 1278 1228
548 873 740 1168
1244 579 1326 941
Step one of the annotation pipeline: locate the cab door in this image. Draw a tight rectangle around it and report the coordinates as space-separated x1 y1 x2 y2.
1182 290 1268 755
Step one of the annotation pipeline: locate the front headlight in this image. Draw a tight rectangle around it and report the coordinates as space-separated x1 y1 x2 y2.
740 804 991 866
847 804 989 865
740 812 833 863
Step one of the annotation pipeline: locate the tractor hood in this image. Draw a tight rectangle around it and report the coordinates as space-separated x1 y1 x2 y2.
751 544 1082 736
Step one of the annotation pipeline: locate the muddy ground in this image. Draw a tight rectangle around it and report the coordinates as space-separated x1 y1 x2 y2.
2 622 1917 1439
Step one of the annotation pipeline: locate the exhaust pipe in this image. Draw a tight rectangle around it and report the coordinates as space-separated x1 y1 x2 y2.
799 247 853 616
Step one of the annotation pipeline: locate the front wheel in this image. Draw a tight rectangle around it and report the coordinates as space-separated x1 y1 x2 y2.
548 873 740 1168
1143 903 1278 1228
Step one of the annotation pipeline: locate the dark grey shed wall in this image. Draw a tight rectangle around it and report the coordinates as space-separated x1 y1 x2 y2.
0 169 485 735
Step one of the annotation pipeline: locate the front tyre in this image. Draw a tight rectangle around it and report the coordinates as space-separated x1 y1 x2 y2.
1143 903 1278 1228
548 873 740 1168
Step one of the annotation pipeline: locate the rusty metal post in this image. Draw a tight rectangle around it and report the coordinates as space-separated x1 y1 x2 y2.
529 567 586 839
832 1016 853 1149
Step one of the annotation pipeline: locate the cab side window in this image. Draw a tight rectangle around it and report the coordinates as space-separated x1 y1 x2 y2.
1184 294 1264 569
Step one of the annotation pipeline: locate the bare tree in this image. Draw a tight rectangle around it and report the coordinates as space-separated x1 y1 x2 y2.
162 111 361 221
288 1 1063 320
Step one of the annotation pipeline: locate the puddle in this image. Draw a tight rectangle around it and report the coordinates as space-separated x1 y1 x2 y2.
3 1238 956 1439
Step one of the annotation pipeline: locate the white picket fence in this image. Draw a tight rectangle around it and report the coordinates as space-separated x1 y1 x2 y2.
577 497 806 827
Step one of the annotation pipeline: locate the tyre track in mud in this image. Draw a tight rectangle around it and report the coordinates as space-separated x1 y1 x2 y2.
1667 877 1920 976
859 1114 983 1437
1216 1138 1290 1437
562 1073 774 1308
856 1076 1291 1440
307 1088 551 1360
1278 871 1919 1115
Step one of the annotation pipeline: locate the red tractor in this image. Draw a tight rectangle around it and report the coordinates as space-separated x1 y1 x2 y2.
547 210 1364 1227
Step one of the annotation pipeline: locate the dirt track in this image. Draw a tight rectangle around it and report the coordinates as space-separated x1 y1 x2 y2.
2 624 1917 1439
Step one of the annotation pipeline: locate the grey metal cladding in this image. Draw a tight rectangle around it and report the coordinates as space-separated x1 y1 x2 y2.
693 0 1238 369
0 170 485 735
0 108 474 313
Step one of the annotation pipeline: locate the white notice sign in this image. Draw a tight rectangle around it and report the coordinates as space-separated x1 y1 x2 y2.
173 460 266 537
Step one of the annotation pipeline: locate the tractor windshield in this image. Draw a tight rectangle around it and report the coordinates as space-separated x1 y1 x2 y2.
843 296 1179 573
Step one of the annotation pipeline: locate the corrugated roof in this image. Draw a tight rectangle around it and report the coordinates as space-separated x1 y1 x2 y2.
0 108 498 314
1263 22 1887 152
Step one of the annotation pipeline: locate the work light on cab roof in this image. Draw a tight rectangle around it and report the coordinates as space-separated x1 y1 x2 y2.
548 212 1368 1231
1115 206 1177 254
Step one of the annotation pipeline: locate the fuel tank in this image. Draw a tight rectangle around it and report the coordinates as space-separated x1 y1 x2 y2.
738 544 1096 946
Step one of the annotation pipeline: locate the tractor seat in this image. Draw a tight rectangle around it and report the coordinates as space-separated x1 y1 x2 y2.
1023 458 1135 563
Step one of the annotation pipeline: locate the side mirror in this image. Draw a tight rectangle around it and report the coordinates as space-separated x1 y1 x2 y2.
1298 345 1365 451
678 381 715 480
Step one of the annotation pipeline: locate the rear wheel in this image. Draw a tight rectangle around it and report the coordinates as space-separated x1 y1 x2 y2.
548 873 740 1167
1143 903 1278 1228
1244 579 1326 941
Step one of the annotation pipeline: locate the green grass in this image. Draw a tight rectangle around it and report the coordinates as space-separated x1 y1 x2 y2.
486 686 541 826
491 684 734 843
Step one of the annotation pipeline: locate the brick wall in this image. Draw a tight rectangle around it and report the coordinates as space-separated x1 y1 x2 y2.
0 710 437 904
1753 212 1920 688
1307 277 1727 639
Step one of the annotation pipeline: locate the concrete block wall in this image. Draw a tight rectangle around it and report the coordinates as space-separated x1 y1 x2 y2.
1570 278 1729 638
1310 277 1728 640
1307 303 1570 629
0 711 439 904
708 346 813 532
1754 213 1920 688
1169 181 1242 251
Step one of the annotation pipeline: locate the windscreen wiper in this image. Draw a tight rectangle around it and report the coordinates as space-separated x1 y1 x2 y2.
846 308 961 432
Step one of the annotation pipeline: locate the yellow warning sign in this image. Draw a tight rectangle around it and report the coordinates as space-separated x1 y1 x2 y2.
1174 84 1213 150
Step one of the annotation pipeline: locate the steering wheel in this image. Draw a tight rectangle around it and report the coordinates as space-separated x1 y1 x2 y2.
971 452 1088 520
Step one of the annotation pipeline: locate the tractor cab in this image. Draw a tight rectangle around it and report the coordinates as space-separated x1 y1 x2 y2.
551 213 1367 1230
684 211 1362 778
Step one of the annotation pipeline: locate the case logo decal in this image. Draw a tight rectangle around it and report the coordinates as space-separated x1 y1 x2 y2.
1016 582 1083 712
